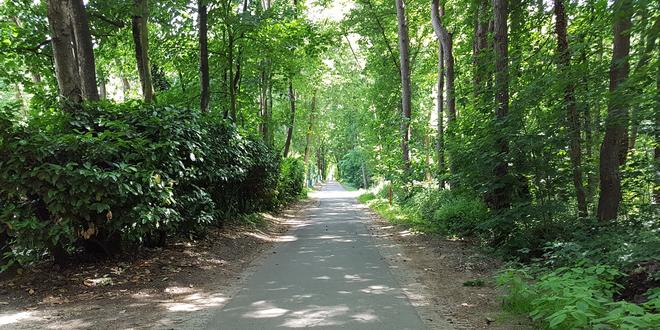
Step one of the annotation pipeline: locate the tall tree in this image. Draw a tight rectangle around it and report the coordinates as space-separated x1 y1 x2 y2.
283 80 296 157
304 93 317 166
132 0 154 102
47 0 82 110
597 0 633 221
554 0 587 217
473 0 489 98
430 0 455 122
490 0 510 209
395 0 412 171
69 0 99 101
435 35 445 179
198 0 209 112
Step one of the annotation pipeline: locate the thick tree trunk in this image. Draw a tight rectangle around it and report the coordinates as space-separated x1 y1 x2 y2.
198 0 209 112
69 0 99 101
431 0 455 122
395 0 412 172
554 0 587 217
47 0 82 110
597 0 632 221
490 0 510 210
283 80 296 158
132 0 154 103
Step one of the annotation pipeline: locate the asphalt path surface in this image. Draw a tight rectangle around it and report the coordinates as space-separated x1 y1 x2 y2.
206 181 425 329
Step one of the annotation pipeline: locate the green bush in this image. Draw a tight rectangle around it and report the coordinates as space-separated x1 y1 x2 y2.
403 188 489 237
277 157 305 205
0 102 287 267
498 265 660 329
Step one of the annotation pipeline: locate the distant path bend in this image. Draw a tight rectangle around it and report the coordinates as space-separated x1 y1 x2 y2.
206 181 427 329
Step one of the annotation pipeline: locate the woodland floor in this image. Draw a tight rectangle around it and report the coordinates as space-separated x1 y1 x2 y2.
0 184 530 329
358 202 531 329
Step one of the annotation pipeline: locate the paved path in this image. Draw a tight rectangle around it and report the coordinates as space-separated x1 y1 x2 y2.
206 181 425 329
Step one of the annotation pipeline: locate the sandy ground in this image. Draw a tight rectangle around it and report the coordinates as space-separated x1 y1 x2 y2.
356 201 531 329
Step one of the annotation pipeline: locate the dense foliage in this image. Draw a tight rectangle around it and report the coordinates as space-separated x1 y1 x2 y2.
0 103 302 267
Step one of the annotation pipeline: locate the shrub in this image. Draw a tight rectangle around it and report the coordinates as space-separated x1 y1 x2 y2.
498 265 660 329
277 157 305 205
0 102 289 267
403 188 489 236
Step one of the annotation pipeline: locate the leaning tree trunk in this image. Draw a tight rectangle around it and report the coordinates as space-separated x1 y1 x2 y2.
490 0 511 210
47 0 82 110
554 0 587 217
395 0 412 172
597 0 632 221
69 0 99 101
198 0 209 112
132 0 154 103
283 80 296 158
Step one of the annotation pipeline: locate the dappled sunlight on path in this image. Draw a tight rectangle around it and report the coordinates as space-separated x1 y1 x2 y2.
205 181 435 329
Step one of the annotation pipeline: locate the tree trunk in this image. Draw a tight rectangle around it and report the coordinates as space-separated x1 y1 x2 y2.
395 0 412 172
628 16 658 151
132 0 154 103
69 0 99 101
435 37 445 180
304 93 317 166
47 0 82 110
490 0 510 210
431 0 455 122
597 0 632 221
655 64 659 204
99 79 107 99
554 0 587 217
283 80 296 158
198 0 209 112
473 0 489 97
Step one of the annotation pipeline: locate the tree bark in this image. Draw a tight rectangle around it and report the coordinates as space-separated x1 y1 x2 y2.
431 0 455 122
554 0 587 217
597 0 632 221
47 0 82 110
304 93 317 166
473 0 489 97
198 0 209 112
69 0 99 101
283 80 296 158
655 64 659 204
395 0 412 172
435 39 445 180
132 0 154 103
628 16 658 151
490 0 510 210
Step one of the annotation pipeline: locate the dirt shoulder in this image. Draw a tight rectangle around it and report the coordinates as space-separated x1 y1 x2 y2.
356 202 530 329
0 199 312 329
